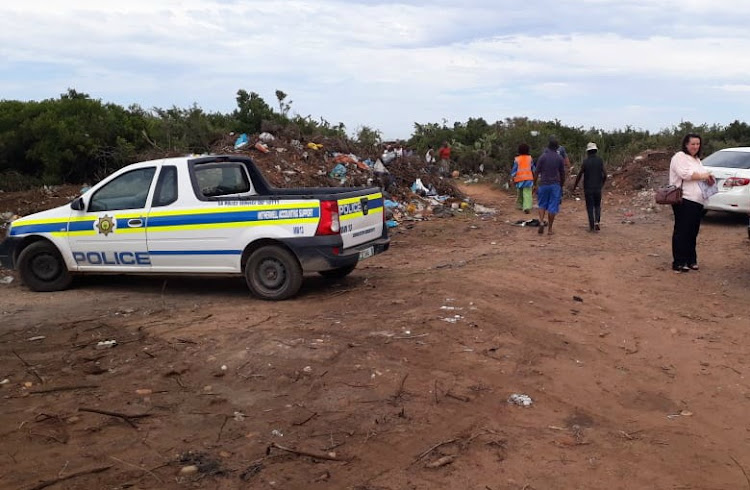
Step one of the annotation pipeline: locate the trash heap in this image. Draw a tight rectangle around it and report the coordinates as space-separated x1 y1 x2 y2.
212 132 473 228
603 149 672 224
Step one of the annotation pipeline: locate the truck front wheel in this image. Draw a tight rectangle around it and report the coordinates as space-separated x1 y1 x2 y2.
245 246 303 300
17 241 73 292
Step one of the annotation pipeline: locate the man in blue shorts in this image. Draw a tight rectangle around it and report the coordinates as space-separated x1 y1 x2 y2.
534 137 566 235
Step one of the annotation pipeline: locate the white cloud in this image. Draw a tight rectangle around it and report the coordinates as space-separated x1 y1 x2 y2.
715 84 750 93
1 1 749 138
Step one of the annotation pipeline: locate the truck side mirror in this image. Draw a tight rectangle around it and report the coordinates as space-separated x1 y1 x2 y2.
70 197 85 211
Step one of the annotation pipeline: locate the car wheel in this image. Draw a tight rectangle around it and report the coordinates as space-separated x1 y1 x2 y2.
318 264 357 279
245 245 302 300
17 241 73 292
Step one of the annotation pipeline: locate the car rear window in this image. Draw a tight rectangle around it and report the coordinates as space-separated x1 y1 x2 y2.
702 150 750 169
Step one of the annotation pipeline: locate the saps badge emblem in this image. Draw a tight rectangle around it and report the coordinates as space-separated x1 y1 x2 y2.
96 215 115 236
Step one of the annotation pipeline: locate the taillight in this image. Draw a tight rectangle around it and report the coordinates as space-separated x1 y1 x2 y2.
724 177 750 187
316 200 340 235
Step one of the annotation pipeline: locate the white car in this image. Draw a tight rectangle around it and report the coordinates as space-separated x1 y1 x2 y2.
702 147 750 215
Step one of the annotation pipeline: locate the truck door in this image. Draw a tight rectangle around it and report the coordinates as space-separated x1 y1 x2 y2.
68 167 156 271
337 191 385 251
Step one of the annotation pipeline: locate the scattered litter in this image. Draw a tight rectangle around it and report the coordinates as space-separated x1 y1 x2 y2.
258 132 275 142
426 455 456 468
441 315 464 323
474 204 497 214
0 276 13 285
27 336 45 342
0 379 9 385
667 409 694 419
135 388 153 396
96 340 118 349
440 306 463 311
507 393 534 407
303 366 312 373
386 220 398 228
254 142 270 153
512 219 540 227
234 411 246 421
180 465 199 475
271 429 284 437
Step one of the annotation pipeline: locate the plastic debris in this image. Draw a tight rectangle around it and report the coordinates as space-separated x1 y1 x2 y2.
271 429 284 437
386 220 398 228
254 142 270 153
0 276 13 285
329 163 347 179
258 132 275 142
96 340 118 349
234 133 249 149
508 393 533 407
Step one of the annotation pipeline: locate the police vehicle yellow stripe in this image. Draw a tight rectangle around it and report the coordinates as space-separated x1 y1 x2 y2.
338 192 382 205
150 218 318 233
148 202 318 218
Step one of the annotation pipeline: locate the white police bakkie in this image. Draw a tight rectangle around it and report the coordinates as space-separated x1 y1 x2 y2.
0 155 389 300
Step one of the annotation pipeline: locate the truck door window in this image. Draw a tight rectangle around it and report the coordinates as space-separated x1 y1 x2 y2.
152 166 178 207
89 167 156 212
194 163 253 198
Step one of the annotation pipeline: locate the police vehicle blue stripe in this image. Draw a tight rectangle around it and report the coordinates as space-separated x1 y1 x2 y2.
68 221 96 232
147 209 320 228
149 250 242 256
10 223 67 235
368 198 384 209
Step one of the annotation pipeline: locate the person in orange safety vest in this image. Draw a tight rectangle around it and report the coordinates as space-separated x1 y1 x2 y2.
510 143 536 213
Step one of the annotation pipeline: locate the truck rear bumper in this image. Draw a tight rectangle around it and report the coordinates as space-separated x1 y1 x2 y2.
0 236 20 270
283 235 390 272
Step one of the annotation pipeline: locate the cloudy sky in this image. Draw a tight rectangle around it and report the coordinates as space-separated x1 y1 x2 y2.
2 1 750 139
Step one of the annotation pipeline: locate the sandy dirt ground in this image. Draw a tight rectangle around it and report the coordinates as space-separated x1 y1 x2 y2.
1 183 749 490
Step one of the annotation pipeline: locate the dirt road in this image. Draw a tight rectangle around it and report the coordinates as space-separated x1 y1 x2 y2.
1 184 749 489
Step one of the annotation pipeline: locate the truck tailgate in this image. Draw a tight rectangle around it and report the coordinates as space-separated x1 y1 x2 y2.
337 192 385 249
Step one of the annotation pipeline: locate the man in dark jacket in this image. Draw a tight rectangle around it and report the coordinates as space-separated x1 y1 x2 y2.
573 142 607 232
534 138 566 235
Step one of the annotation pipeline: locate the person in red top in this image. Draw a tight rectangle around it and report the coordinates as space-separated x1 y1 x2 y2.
438 141 451 176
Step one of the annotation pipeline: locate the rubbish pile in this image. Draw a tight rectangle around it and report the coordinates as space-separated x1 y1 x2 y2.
607 150 671 191
211 132 474 228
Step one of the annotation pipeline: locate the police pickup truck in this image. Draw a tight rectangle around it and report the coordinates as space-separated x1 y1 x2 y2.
0 155 389 300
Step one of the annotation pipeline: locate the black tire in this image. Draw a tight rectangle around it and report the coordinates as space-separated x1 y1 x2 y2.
245 245 302 300
318 264 357 279
17 241 73 292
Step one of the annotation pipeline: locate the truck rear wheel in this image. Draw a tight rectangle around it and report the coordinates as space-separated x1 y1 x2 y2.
318 264 356 279
245 245 302 300
17 241 73 292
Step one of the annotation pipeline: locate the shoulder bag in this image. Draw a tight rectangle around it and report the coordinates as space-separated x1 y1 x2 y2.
655 183 682 205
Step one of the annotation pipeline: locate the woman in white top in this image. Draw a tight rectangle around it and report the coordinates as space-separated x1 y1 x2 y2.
668 133 714 273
